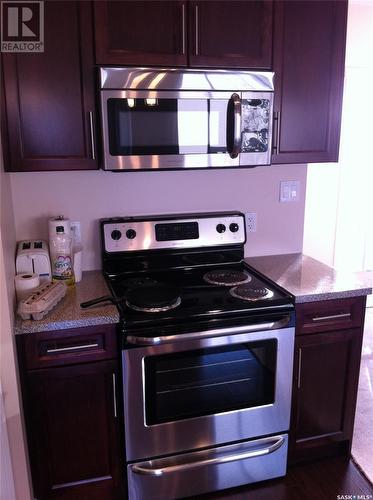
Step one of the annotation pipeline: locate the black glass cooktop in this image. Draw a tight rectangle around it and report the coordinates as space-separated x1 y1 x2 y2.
105 262 293 328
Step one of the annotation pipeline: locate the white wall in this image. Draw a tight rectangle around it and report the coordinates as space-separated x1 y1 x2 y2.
10 164 307 271
0 140 32 499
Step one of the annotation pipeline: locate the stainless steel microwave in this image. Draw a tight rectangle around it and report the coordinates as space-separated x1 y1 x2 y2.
99 67 274 171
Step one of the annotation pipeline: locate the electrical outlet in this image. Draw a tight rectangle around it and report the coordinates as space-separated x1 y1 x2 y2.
246 213 257 233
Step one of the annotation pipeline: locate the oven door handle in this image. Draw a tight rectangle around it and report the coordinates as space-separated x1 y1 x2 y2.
131 435 285 476
126 315 291 346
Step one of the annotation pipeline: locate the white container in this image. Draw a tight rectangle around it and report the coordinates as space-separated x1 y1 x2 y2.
17 281 67 320
73 247 83 283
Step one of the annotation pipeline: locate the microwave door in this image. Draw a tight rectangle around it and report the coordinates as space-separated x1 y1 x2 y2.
107 97 180 156
101 91 241 170
177 100 208 155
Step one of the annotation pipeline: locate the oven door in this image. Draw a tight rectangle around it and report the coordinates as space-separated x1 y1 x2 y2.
122 319 294 461
100 90 273 170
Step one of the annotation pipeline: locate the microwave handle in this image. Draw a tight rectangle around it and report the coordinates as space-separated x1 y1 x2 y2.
228 93 242 159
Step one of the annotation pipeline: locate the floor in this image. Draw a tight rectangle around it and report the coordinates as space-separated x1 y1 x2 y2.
352 307 373 483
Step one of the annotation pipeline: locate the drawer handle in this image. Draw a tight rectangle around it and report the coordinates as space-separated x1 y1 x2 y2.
132 435 285 476
312 313 351 323
46 343 99 354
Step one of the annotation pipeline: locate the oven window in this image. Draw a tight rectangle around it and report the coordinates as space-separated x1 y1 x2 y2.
144 340 277 425
107 98 228 156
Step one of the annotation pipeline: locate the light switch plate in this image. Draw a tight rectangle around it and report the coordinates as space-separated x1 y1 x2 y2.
280 181 300 202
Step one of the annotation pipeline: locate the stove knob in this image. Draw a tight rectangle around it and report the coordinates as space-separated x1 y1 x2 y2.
111 229 122 240
126 229 137 240
229 223 239 233
216 224 226 234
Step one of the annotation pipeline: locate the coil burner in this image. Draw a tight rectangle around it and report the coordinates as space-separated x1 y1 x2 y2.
125 284 181 313
229 284 274 302
203 269 252 286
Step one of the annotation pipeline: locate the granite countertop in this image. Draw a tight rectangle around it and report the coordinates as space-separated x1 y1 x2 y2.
246 253 373 303
15 255 372 334
15 271 119 334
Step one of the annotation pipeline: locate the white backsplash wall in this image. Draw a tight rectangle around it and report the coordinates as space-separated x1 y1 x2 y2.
10 164 307 270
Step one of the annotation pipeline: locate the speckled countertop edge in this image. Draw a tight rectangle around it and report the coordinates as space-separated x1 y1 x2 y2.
246 253 372 304
14 270 119 335
14 255 373 334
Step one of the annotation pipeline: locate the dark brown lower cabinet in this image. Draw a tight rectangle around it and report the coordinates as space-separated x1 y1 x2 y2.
289 297 366 464
17 325 122 500
25 360 122 500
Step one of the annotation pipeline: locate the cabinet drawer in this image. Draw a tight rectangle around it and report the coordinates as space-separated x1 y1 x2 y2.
19 324 118 370
296 296 366 335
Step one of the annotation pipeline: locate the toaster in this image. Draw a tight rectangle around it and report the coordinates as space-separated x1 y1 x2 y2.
16 240 52 282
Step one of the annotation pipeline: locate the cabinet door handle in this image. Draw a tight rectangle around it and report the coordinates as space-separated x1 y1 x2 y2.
272 111 281 154
181 4 186 54
88 111 96 160
312 312 351 322
112 373 118 418
195 5 199 55
297 348 302 390
276 111 281 153
46 343 99 354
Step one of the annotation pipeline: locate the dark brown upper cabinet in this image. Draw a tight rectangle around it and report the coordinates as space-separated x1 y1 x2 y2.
94 0 273 70
1 1 98 172
188 1 273 69
271 0 348 164
94 1 188 67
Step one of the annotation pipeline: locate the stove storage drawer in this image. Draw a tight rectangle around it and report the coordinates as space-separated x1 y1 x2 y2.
295 296 366 336
127 434 288 500
18 324 117 370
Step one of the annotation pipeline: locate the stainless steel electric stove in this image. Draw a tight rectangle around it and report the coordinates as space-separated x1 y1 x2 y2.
87 212 295 500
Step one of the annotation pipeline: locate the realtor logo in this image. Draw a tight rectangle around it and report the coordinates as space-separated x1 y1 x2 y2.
1 1 44 52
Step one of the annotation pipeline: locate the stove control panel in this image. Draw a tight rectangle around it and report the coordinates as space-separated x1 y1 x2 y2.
102 213 246 253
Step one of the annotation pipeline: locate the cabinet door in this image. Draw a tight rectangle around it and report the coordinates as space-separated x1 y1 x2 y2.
25 360 122 499
272 0 347 164
1 1 97 171
94 1 187 66
189 1 273 69
289 329 363 463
